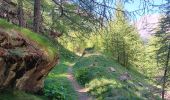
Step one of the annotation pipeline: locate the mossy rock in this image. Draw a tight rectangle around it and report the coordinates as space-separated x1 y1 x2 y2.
0 19 59 92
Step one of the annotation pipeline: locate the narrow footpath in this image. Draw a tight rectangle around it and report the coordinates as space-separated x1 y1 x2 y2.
67 67 93 100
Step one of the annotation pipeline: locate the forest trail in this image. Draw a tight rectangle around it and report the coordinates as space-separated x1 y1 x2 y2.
67 67 92 100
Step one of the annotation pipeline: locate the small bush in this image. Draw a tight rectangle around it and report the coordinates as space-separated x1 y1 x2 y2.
86 78 128 99
74 66 110 86
44 82 65 100
75 67 93 85
87 78 113 97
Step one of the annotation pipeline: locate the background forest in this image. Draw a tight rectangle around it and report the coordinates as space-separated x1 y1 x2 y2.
0 0 169 100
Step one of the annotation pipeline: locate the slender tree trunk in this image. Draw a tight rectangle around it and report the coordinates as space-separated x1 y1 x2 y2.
17 0 24 27
126 54 128 67
157 53 159 68
33 0 41 33
162 45 170 100
123 41 126 66
116 35 120 63
51 8 55 31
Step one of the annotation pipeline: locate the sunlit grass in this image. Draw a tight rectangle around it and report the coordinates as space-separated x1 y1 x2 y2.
73 54 161 100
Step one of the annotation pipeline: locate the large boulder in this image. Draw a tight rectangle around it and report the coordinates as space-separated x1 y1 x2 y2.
0 25 58 92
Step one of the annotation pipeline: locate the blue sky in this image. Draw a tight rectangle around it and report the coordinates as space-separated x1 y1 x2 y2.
96 0 167 20
125 0 166 12
124 0 167 40
124 0 166 19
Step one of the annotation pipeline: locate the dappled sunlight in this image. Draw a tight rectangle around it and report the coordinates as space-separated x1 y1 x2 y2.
0 0 169 99
73 54 162 99
48 73 68 78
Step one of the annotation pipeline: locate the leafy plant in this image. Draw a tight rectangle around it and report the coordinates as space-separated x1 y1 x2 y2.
75 67 92 85
75 65 112 86
44 83 66 100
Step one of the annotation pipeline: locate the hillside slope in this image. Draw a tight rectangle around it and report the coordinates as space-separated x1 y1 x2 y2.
73 54 161 100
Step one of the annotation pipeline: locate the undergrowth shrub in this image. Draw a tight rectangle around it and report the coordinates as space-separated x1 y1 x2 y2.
86 78 143 100
86 78 120 99
74 66 110 86
74 67 92 85
87 78 114 98
44 79 66 100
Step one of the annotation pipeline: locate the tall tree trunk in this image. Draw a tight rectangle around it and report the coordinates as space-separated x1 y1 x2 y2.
126 54 128 67
33 0 41 33
116 34 120 63
162 45 170 100
17 0 24 27
123 41 126 66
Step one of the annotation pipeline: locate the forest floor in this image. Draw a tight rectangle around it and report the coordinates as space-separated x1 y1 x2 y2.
67 67 92 100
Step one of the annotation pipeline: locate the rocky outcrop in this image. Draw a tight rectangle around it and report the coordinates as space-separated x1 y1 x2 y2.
119 72 131 81
0 28 59 92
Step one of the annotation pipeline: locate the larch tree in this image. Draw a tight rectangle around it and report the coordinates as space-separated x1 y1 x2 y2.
155 0 170 99
103 1 144 68
17 0 24 27
33 0 41 33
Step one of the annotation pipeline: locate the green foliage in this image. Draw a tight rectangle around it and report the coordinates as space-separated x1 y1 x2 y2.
88 82 143 100
57 43 79 62
74 67 92 85
152 4 170 98
98 3 145 69
0 90 48 100
75 66 109 86
143 36 162 76
0 0 168 99
44 79 66 100
87 78 118 97
41 0 95 36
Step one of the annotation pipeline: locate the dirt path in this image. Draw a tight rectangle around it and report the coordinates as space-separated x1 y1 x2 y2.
67 67 93 100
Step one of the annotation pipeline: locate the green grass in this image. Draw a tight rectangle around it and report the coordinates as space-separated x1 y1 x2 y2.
44 59 77 100
73 54 161 100
0 90 48 100
0 18 57 60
